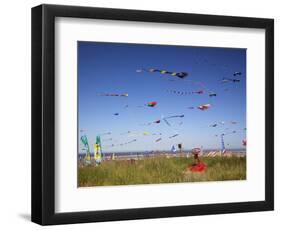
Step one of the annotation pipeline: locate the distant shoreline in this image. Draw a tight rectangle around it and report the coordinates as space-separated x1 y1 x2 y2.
79 148 246 155
78 150 246 162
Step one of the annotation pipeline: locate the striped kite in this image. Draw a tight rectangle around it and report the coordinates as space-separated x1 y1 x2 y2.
137 68 188 79
166 89 205 96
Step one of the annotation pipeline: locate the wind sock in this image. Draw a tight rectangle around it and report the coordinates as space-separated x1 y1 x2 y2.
80 135 90 154
81 135 91 162
94 135 102 165
221 134 226 154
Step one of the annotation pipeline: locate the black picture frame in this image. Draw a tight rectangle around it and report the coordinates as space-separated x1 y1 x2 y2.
31 4 274 225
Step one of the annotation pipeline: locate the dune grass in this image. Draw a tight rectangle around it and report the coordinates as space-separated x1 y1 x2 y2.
78 156 246 187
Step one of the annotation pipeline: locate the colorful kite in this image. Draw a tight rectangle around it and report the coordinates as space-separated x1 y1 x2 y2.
127 139 137 144
137 68 188 79
221 78 240 83
100 132 112 136
191 90 204 94
188 104 211 110
152 132 162 136
167 114 184 119
166 89 206 96
147 101 157 107
140 119 161 126
161 114 184 127
163 118 171 127
209 120 236 128
166 90 188 96
138 102 158 108
112 139 138 147
185 79 217 97
209 92 217 97
233 71 242 76
100 93 128 97
169 134 179 139
214 127 246 153
197 104 211 111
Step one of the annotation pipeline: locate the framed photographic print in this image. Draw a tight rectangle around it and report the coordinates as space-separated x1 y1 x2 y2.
31 4 274 225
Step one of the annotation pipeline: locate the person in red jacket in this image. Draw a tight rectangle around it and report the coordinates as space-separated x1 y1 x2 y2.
189 148 207 172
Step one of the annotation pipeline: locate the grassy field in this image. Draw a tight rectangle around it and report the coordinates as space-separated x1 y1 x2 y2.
78 156 246 187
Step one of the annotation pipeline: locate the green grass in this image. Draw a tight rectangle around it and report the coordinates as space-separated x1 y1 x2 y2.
78 156 246 187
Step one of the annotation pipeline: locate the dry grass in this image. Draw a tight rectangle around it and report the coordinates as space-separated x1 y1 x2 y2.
78 156 246 187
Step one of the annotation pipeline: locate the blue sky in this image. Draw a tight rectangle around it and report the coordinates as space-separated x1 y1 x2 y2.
78 41 246 153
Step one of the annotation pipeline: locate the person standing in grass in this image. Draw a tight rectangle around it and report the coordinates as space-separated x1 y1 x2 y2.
189 148 207 172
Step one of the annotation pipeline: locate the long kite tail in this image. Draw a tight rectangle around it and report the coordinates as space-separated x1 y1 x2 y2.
137 68 188 79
